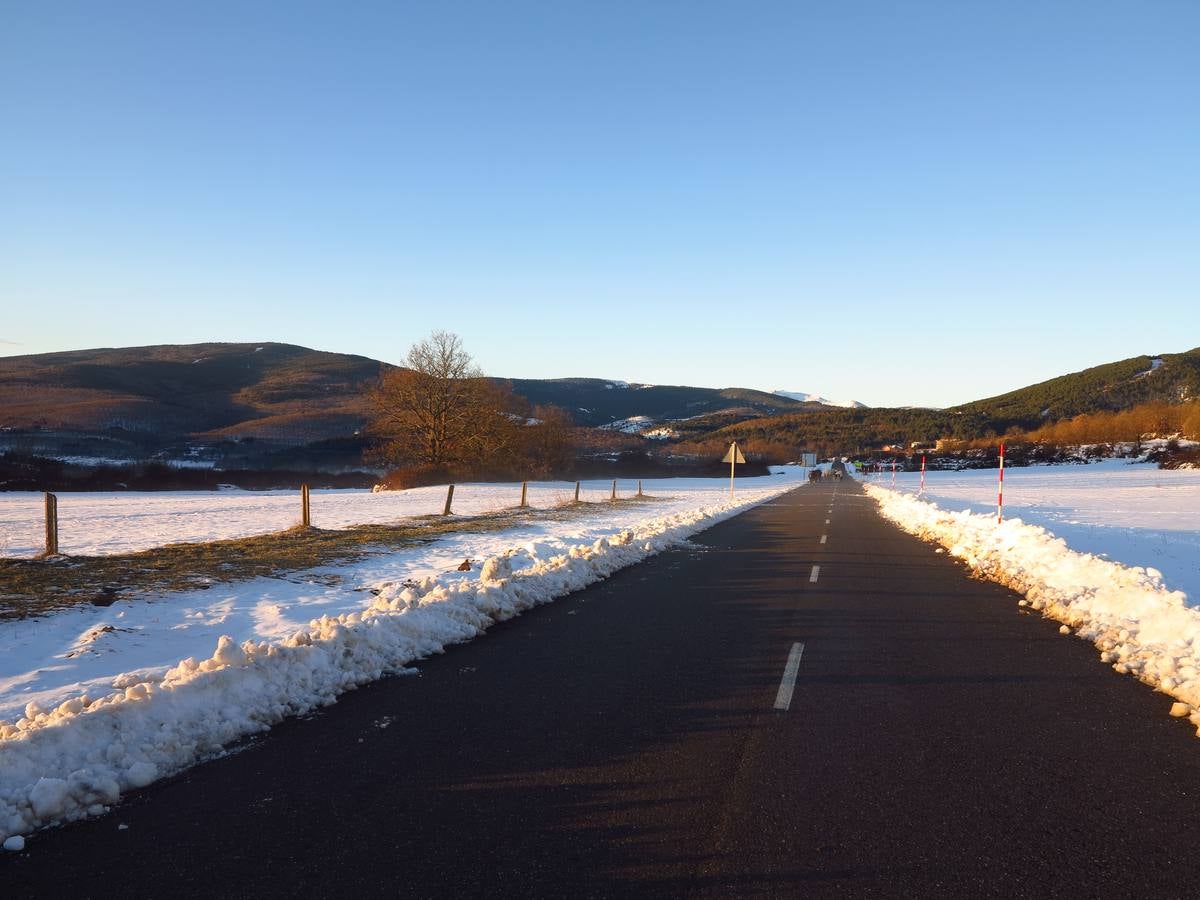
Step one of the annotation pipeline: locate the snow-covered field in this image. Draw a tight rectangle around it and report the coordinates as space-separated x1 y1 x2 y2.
864 460 1199 601
0 471 803 846
0 480 652 558
865 460 1200 747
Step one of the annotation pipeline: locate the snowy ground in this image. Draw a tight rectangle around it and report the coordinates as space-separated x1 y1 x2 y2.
0 480 655 558
0 471 803 845
864 460 1200 749
862 460 1199 601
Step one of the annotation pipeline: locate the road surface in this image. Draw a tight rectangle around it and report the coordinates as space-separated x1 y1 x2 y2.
8 479 1200 897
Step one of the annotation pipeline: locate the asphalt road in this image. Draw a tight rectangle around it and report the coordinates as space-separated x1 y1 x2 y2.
8 478 1200 898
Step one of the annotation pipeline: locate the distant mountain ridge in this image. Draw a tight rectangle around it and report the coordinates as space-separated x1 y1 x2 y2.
696 347 1200 456
505 377 819 427
1 342 1196 468
0 342 826 465
0 342 384 441
772 390 868 409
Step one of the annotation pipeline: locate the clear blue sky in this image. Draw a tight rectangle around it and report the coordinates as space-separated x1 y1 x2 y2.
2 1 1197 407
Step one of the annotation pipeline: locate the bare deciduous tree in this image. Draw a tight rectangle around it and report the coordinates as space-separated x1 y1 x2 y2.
367 331 519 473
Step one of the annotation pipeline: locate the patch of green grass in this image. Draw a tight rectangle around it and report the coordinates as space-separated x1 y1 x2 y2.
0 495 663 621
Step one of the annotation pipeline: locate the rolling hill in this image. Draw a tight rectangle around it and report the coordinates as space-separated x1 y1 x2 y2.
0 343 826 468
948 348 1200 430
0 342 384 441
694 348 1200 456
504 378 817 427
2 342 1197 474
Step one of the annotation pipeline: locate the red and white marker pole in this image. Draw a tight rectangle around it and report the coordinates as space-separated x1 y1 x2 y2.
918 455 926 496
997 442 1005 523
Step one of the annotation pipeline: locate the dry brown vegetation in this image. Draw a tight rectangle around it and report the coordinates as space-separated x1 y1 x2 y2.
1023 400 1200 445
931 400 1200 451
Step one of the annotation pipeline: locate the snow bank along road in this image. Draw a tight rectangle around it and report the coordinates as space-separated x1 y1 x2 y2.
0 474 804 847
8 479 1200 897
870 460 1199 601
864 461 1200 742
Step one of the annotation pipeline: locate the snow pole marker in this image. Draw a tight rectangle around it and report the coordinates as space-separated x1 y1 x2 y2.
891 460 896 489
443 484 455 516
300 484 311 528
918 455 926 497
997 442 1005 523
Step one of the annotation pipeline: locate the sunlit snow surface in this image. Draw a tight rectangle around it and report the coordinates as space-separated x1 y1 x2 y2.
865 461 1200 765
0 472 803 843
0 481 644 558
864 460 1199 601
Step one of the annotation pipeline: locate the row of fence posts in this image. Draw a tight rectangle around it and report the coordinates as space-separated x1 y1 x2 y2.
33 479 650 557
441 479 644 515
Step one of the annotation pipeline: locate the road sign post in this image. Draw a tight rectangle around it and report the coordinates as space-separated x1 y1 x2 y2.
722 441 746 498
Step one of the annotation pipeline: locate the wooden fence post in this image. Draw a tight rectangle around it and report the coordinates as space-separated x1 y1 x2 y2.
611 479 617 501
43 492 59 556
637 480 643 497
574 481 581 503
443 484 455 515
300 484 311 528
520 481 528 508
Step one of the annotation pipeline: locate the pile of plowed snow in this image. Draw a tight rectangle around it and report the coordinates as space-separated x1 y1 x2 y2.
0 478 799 846
866 483 1200 737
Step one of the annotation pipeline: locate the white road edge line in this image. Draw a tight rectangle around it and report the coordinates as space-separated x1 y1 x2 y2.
774 642 806 711
809 565 820 583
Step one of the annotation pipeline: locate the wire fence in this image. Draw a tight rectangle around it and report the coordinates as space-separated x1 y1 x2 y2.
1 479 653 560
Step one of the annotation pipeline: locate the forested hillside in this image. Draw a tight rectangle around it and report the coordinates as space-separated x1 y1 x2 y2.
3 342 1198 478
949 348 1200 431
501 378 815 426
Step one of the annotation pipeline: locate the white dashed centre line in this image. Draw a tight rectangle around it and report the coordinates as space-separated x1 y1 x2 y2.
820 535 827 544
809 565 820 583
773 642 806 711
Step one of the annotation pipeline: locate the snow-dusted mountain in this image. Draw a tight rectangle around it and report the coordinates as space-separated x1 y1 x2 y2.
772 390 868 409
